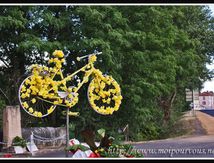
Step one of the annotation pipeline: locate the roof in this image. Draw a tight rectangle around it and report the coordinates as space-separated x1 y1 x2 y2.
199 91 214 96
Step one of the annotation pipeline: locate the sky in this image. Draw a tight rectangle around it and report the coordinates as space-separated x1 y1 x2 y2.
201 5 214 92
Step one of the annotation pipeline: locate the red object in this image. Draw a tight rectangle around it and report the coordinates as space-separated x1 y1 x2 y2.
69 139 79 154
69 140 75 146
88 152 101 158
3 153 12 158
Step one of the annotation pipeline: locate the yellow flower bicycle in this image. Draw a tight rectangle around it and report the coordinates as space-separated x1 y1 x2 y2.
18 50 122 118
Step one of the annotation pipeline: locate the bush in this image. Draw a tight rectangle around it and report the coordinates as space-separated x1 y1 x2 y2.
12 136 27 148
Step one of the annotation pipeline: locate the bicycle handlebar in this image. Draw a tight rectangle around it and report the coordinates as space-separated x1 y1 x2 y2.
76 52 102 61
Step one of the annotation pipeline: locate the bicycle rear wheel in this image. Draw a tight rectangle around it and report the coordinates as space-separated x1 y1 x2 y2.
18 76 56 118
87 75 122 115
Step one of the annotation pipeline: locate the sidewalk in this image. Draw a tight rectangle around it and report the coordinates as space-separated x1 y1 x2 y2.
32 146 66 157
196 111 214 135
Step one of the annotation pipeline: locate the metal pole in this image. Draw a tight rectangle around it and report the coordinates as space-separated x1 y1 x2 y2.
65 107 69 157
30 132 33 154
192 89 195 117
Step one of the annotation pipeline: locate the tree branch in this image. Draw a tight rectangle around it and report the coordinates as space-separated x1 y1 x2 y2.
0 87 11 105
169 88 177 108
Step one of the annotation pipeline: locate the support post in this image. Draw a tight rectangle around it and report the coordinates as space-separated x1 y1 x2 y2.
3 105 22 147
65 107 69 157
192 89 196 117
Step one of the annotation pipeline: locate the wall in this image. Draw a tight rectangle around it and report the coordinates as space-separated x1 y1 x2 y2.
22 127 66 149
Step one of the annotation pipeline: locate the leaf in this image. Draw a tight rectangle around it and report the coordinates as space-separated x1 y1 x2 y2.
67 144 90 152
97 128 105 138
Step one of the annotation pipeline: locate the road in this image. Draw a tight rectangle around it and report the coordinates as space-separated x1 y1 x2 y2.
200 109 214 117
133 135 214 158
32 110 214 158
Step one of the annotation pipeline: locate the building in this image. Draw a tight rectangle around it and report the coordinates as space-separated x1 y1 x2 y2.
193 90 200 110
199 91 214 109
185 89 200 110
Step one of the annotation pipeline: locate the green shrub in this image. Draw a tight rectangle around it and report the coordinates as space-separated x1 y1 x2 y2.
12 136 27 148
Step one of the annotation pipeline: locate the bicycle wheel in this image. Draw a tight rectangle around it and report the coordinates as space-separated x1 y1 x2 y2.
18 75 56 118
87 75 123 115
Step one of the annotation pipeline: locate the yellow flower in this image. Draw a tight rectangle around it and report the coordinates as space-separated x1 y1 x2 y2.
25 79 31 85
37 112 43 118
26 89 31 93
66 103 72 108
89 55 97 62
114 106 119 111
106 98 111 104
44 67 49 71
53 86 58 92
28 107 34 113
53 101 59 105
73 87 77 92
48 58 54 64
58 99 63 104
21 85 26 93
31 98 36 104
53 50 64 58
61 59 65 63
33 111 38 117
47 106 55 114
100 82 105 89
68 94 73 99
67 88 72 93
118 95 123 100
21 93 27 99
22 102 29 109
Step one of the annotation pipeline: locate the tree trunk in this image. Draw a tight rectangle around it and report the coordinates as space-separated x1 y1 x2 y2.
163 106 171 126
159 89 177 126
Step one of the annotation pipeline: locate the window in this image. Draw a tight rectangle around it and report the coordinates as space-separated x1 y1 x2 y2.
203 96 205 100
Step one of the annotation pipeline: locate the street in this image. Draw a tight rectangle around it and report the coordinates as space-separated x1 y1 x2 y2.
133 135 214 158
200 109 214 117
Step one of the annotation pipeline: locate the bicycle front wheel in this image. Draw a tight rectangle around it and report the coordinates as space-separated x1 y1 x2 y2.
18 76 56 118
87 75 123 115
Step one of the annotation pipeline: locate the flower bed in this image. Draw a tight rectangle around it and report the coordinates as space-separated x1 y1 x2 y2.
67 128 144 158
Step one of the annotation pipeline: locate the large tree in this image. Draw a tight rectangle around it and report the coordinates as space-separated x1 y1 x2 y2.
0 5 213 140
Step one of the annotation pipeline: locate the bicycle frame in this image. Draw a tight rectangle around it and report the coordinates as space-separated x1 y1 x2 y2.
33 53 101 107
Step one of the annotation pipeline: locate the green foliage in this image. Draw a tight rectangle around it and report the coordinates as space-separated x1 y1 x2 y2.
66 144 90 153
12 136 27 148
0 6 213 141
79 128 143 158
